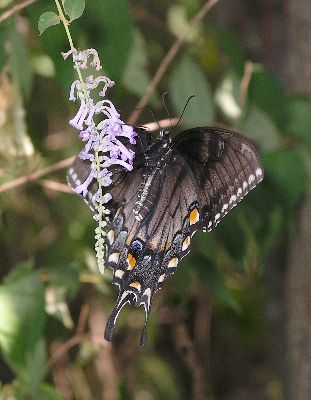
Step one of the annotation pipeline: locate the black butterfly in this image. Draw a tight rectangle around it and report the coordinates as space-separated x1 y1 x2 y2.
67 125 264 345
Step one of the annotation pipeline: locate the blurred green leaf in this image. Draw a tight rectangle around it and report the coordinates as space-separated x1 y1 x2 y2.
169 55 215 126
0 0 13 7
25 338 47 397
248 67 286 130
38 12 60 36
216 27 247 76
36 384 65 400
46 264 80 297
140 356 181 399
122 30 158 105
8 20 32 97
0 26 6 71
264 148 306 209
87 0 134 82
63 0 85 21
286 96 311 151
241 106 281 152
0 267 46 376
194 256 239 311
167 4 201 42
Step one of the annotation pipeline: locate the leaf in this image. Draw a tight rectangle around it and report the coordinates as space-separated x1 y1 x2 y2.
216 27 247 76
263 148 306 209
122 30 158 105
169 55 215 127
240 106 281 152
86 0 134 82
8 19 32 97
248 67 286 130
215 70 242 123
63 0 85 21
140 357 181 399
25 339 47 397
286 96 311 152
38 12 60 35
0 267 46 376
194 255 239 311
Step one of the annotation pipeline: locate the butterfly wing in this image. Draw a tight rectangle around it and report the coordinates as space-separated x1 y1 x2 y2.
172 126 264 231
68 126 264 345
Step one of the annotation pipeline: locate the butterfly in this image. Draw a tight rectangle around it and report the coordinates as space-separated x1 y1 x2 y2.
67 125 264 345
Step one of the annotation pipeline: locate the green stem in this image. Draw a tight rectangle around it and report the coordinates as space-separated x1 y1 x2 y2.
54 0 86 98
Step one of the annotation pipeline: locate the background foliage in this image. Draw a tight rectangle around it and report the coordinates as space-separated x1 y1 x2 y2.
0 0 310 399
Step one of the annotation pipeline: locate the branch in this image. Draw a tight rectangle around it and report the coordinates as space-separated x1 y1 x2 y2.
0 156 74 194
127 0 219 125
0 0 37 23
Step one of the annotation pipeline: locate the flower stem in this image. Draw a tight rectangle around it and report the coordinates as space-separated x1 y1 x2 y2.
54 0 86 99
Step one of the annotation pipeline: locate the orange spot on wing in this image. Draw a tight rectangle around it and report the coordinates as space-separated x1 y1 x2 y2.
190 208 199 225
129 281 141 291
127 253 137 270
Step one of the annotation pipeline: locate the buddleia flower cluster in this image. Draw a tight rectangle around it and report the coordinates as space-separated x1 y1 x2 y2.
63 48 137 272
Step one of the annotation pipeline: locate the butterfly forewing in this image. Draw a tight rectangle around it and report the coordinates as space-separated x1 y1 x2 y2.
173 127 264 231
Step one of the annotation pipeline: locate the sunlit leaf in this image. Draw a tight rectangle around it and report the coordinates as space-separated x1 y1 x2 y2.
45 286 74 329
63 0 85 21
38 12 60 36
169 55 215 127
215 70 242 123
167 4 201 42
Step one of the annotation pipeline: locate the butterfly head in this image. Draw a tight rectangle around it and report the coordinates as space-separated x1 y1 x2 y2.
159 128 171 139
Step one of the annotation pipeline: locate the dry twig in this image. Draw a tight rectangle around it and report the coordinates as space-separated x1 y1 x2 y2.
0 0 37 23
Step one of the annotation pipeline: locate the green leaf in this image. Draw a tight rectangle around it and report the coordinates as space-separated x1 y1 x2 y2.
8 20 32 97
216 27 247 76
38 12 60 35
248 67 286 130
169 55 215 127
286 96 311 152
86 0 134 82
0 268 46 376
263 148 306 209
122 30 158 105
240 106 281 152
25 339 47 397
140 357 181 399
194 255 239 311
63 0 85 21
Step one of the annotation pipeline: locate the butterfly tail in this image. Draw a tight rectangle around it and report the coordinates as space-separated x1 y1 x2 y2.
104 291 135 341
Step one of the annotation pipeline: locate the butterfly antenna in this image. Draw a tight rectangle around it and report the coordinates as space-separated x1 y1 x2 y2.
162 91 172 128
135 106 161 131
174 95 196 129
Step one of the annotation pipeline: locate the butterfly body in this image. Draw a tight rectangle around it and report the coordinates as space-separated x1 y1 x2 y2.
68 125 263 344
